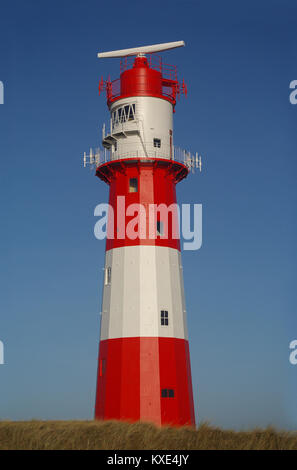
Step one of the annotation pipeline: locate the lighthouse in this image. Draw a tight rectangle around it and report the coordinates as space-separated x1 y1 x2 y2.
84 41 200 426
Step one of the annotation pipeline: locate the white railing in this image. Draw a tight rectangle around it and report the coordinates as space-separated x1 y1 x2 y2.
83 145 202 173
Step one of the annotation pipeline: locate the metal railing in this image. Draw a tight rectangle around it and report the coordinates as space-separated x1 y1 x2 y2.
120 54 178 82
83 145 202 173
98 53 184 105
101 77 179 104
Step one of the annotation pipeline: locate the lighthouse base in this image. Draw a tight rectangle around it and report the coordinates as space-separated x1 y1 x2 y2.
95 337 195 427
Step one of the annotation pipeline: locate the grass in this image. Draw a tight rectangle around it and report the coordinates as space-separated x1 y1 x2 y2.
0 420 296 450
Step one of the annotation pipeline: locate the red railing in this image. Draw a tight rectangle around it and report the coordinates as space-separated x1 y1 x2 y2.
98 54 187 106
120 54 178 81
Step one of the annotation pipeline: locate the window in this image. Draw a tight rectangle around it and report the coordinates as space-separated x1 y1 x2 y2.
124 105 130 121
153 138 161 148
161 310 169 326
128 104 135 120
114 141 117 152
105 266 111 285
156 220 164 236
129 178 138 193
161 389 174 398
99 359 106 377
112 104 136 128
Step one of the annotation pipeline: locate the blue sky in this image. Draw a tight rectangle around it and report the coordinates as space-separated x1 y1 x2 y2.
0 0 296 429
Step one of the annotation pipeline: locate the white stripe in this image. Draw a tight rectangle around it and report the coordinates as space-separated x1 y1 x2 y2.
100 246 188 340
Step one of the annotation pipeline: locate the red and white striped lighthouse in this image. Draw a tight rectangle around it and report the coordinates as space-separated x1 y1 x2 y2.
85 41 199 426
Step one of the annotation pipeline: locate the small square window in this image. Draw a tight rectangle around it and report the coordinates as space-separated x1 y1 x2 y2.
161 310 169 326
153 138 161 148
161 388 174 398
129 178 138 193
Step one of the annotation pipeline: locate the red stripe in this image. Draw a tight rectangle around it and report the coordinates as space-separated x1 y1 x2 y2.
96 160 187 251
95 337 195 427
185 341 196 425
140 338 161 425
120 338 140 421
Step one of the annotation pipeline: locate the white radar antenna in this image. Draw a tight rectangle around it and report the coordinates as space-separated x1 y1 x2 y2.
97 40 185 58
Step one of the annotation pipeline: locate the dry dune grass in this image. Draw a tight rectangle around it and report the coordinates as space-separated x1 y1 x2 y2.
0 420 296 450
